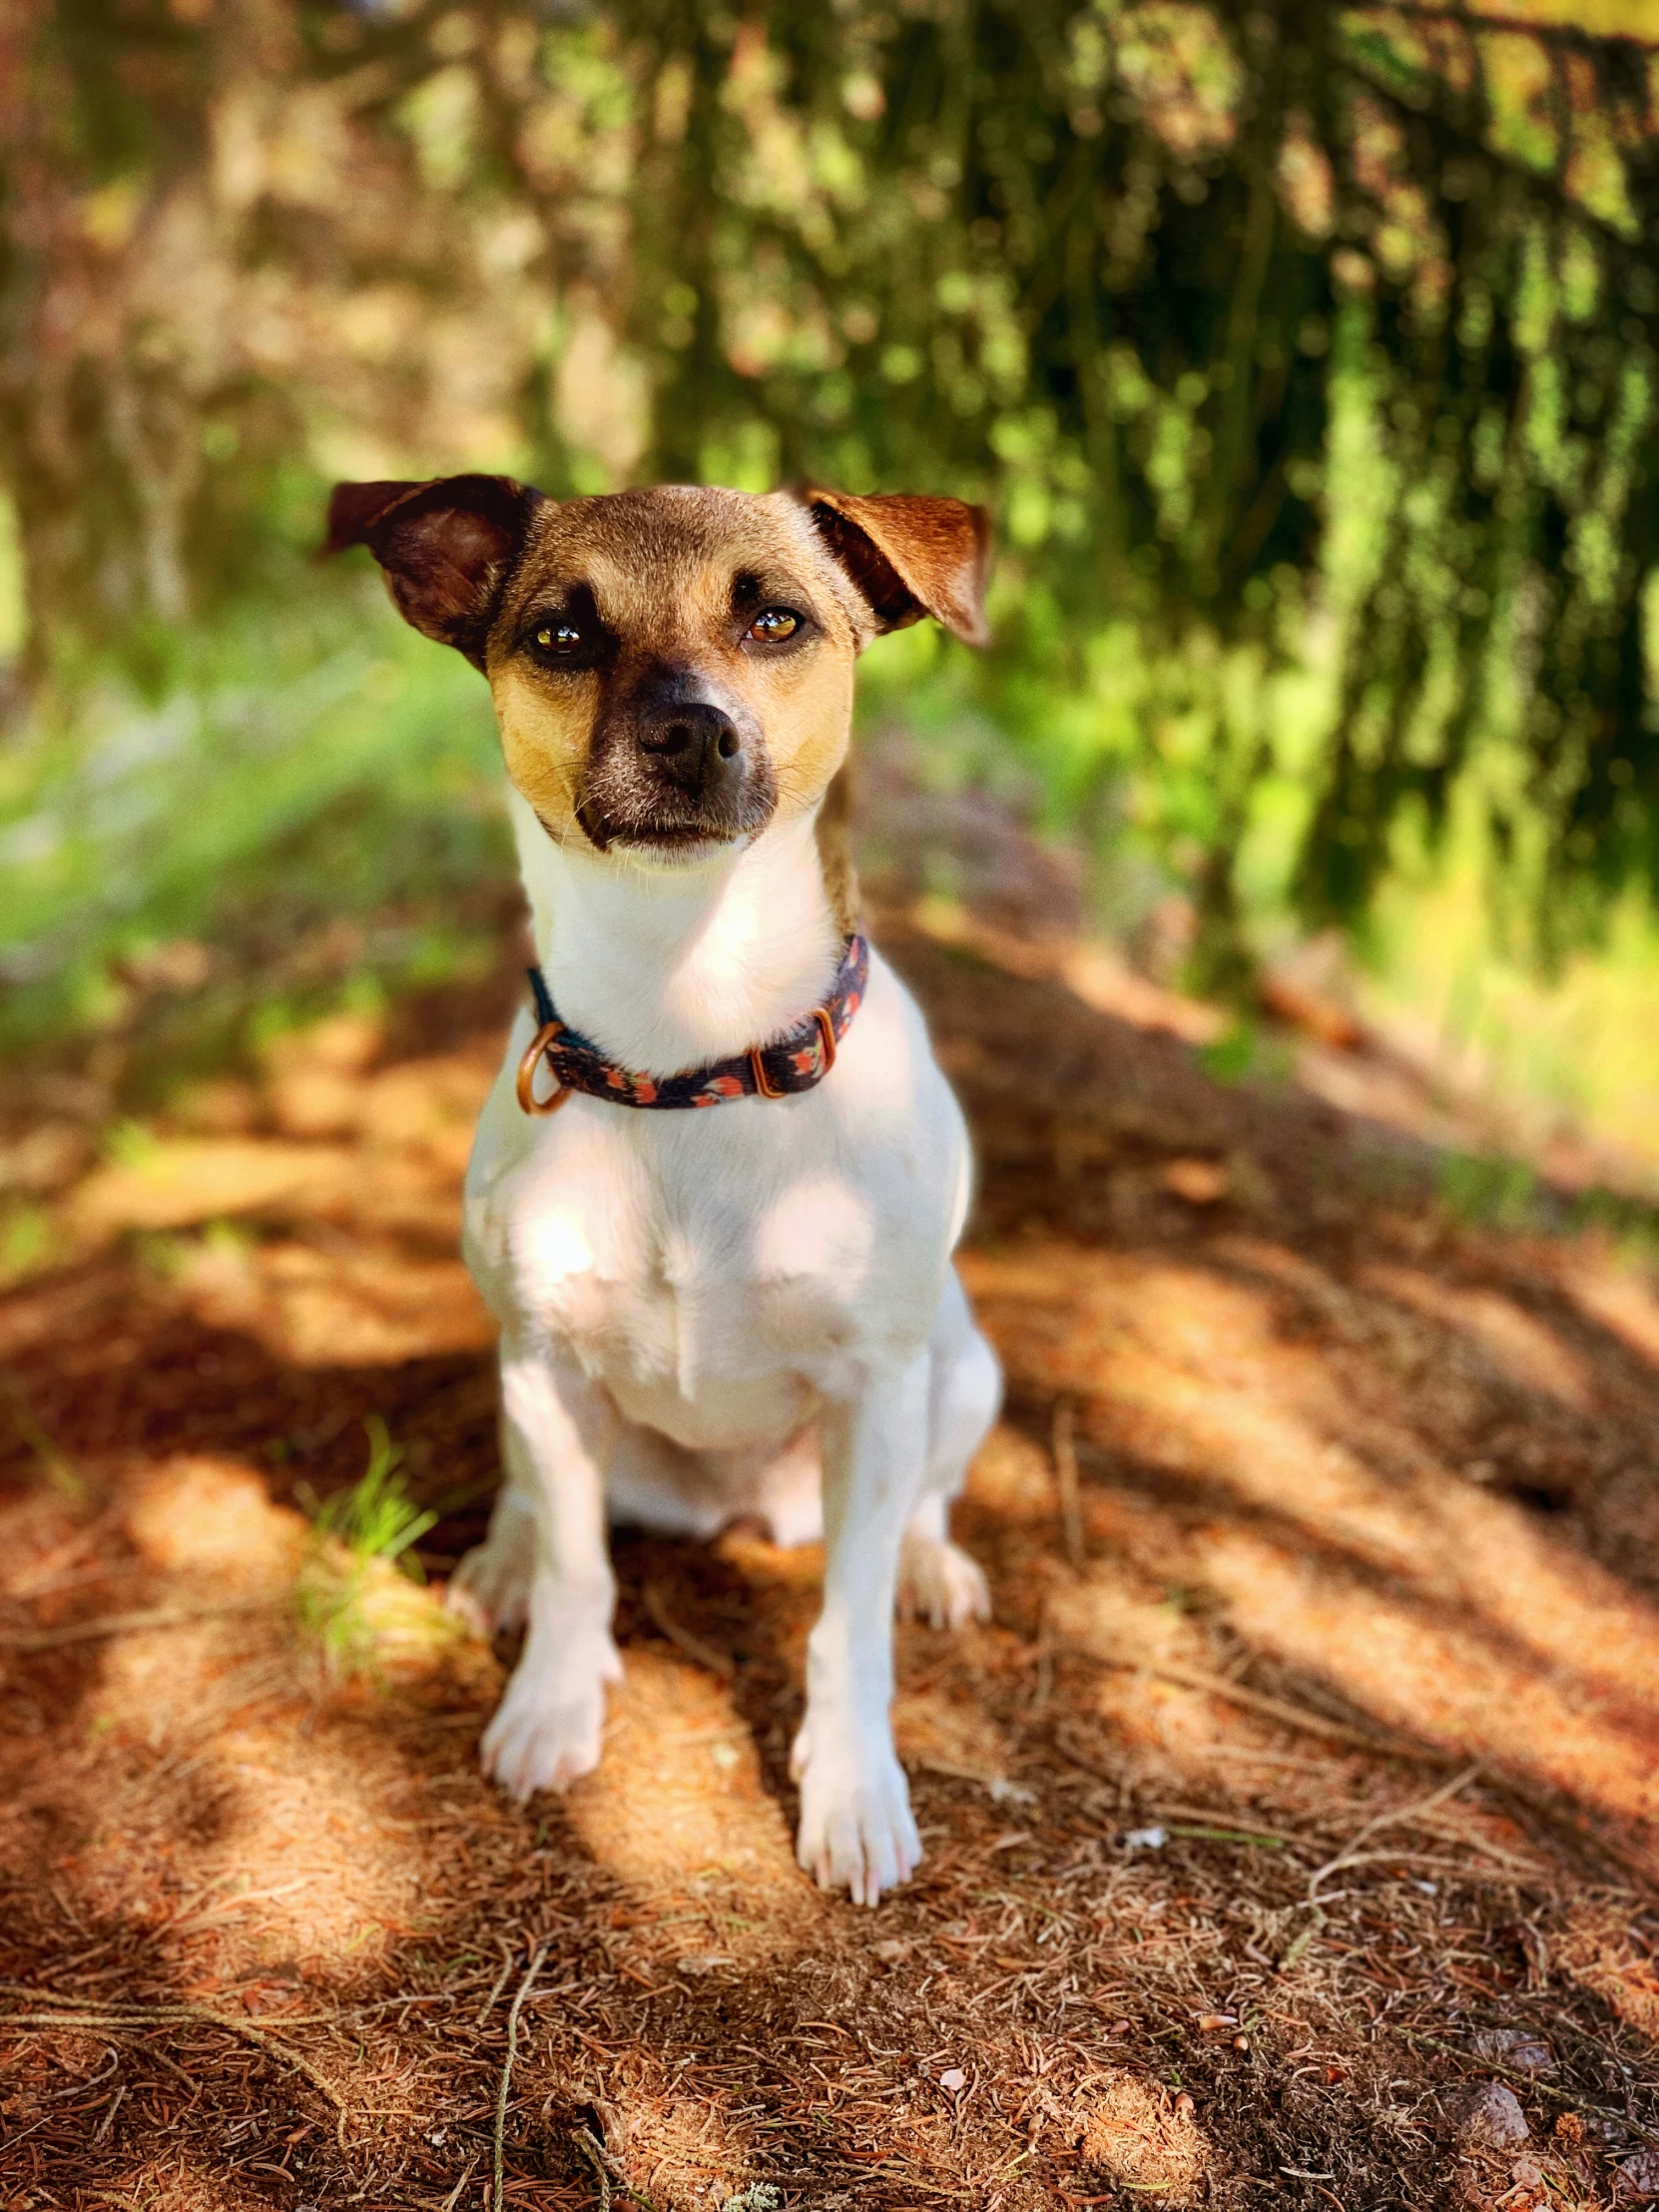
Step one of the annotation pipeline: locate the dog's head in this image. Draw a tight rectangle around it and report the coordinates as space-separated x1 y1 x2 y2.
325 477 988 862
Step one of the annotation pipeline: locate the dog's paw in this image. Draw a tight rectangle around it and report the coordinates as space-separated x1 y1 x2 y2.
446 1534 533 1640
480 1635 623 1804
790 1717 922 1906
896 1531 991 1631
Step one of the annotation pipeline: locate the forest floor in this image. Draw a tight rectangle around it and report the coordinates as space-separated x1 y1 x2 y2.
3 757 1659 2212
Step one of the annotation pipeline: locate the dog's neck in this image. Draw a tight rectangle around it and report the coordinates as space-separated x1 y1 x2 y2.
508 787 845 1077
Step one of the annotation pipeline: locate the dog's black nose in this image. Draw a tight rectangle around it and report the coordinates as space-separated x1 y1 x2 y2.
635 700 745 800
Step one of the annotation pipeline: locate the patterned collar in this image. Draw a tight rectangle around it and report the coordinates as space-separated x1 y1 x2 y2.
515 933 869 1115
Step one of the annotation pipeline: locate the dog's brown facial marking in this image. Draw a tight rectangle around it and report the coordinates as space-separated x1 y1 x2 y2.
326 477 988 870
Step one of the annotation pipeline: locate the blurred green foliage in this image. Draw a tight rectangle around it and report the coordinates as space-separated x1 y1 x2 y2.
2 0 1658 1008
0 574 505 1050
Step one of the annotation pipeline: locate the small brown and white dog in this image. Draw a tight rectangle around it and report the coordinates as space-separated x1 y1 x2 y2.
326 476 1002 1903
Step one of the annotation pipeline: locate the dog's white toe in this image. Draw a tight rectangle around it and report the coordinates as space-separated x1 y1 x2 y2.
896 1531 991 1631
791 1720 922 1906
479 1637 623 1803
446 1535 533 1640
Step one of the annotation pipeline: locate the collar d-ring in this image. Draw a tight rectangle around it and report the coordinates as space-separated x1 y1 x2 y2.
515 1022 571 1116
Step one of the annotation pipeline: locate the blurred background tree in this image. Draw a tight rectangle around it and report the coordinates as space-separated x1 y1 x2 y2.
2 0 1658 1049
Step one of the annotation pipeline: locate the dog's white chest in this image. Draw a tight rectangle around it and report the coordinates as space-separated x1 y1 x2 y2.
470 1096 900 1449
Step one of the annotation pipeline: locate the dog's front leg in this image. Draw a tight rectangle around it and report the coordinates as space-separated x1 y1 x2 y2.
791 1355 927 1905
479 1340 623 1804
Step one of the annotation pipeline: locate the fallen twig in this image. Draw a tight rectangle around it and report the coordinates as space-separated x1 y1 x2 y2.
492 1939 547 2212
477 1941 518 2029
573 2126 662 2212
1397 2028 1659 2150
0 1597 281 1651
1061 1655 1634 1886
1308 1764 1481 1900
10 2021 196 2094
1161 1823 1293 1851
1066 1646 1446 1760
642 1582 736 1679
438 2156 478 2212
0 1994 347 2145
1152 1801 1313 1850
573 2127 612 2212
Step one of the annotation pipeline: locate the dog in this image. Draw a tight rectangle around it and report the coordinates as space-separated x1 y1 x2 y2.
325 475 1003 1904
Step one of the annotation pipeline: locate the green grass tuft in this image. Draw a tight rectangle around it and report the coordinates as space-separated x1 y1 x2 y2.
293 1416 440 1677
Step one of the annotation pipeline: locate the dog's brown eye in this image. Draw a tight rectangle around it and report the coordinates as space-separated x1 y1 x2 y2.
748 608 800 644
534 622 583 654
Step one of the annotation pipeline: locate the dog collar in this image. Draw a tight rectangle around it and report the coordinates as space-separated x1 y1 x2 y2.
516 933 869 1116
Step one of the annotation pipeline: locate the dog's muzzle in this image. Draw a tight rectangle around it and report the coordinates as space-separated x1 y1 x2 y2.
575 677 779 851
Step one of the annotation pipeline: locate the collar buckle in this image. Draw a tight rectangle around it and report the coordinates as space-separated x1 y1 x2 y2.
749 1004 836 1100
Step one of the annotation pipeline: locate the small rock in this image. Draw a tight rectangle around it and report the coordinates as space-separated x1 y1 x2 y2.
939 2067 967 2093
1471 2027 1555 2073
872 1938 908 1964
1444 2080 1529 2148
1586 2116 1634 2149
1510 2159 1543 2190
1123 1825 1167 1851
1616 2151 1659 2202
987 1776 1038 1806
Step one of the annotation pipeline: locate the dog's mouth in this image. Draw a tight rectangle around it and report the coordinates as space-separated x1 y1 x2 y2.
593 820 750 863
574 771 780 859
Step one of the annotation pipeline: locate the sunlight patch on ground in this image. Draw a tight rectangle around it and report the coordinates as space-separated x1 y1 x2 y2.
127 1453 308 1586
536 2043 771 2212
1557 1906 1659 2042
1555 1246 1659 1373
1076 2067 1214 2204
178 1235 492 1365
63 1628 441 1983
46 1023 500 1366
894 1681 1013 1792
1360 1263 1595 1412
967 1240 1659 1851
71 1137 362 1237
34 1021 507 1365
36 1456 499 1985
1182 1524 1659 1831
566 1646 818 1951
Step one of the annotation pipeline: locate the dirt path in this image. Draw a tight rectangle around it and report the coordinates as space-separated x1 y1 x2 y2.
3 900 1659 2211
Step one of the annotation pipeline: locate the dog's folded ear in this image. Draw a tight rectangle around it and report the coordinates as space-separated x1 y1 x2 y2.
801 489 990 647
324 474 543 669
